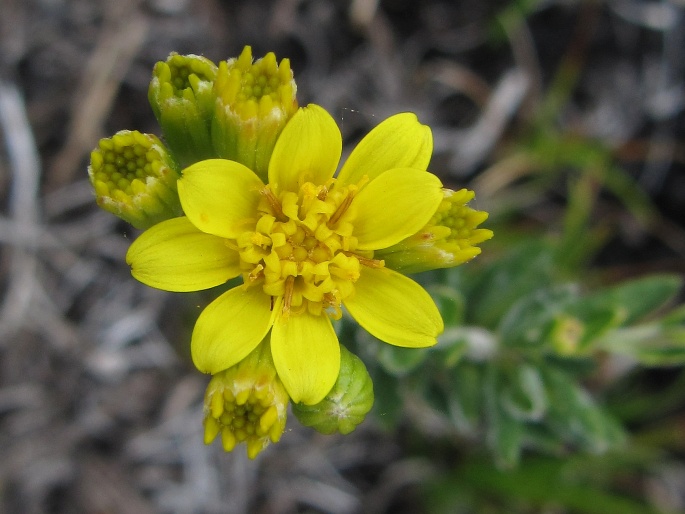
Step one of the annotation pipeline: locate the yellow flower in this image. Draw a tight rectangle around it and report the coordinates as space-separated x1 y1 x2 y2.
126 104 444 404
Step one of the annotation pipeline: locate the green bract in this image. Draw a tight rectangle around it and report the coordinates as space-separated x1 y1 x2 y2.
292 345 374 435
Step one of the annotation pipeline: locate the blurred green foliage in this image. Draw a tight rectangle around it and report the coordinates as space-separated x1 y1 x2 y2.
349 240 683 463
343 237 684 512
375 4 685 507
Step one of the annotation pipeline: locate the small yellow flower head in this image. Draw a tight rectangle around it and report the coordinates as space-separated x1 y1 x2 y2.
212 46 298 182
88 130 182 229
127 105 445 405
377 188 493 274
148 53 218 168
550 315 585 356
202 338 289 459
292 345 373 435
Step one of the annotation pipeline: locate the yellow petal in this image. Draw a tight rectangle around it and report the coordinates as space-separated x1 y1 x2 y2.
126 217 241 292
268 104 341 193
337 112 433 186
352 168 443 250
271 311 340 405
345 266 443 347
191 286 275 374
178 159 264 239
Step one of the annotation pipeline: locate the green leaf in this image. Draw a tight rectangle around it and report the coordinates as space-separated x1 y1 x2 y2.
370 369 403 429
582 274 682 326
437 327 497 367
376 344 429 376
485 365 524 468
659 303 685 326
461 240 557 328
597 324 685 366
429 284 465 328
489 405 525 469
542 366 625 453
498 285 577 349
575 307 622 351
499 364 547 422
446 362 484 435
446 456 668 514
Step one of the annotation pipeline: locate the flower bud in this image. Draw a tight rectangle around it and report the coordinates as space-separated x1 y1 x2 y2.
202 338 289 459
550 315 585 356
148 53 218 168
88 130 182 229
212 46 298 182
292 345 373 435
376 188 493 274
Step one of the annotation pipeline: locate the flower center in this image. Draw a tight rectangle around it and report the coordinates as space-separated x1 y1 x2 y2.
235 179 382 319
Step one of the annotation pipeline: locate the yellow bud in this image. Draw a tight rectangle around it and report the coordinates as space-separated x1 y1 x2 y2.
551 316 585 355
376 188 493 274
202 337 289 459
88 131 182 229
212 46 299 181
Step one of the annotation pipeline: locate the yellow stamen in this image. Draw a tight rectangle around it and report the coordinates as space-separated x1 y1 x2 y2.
345 252 385 269
237 178 375 325
261 186 287 221
317 185 329 200
282 275 295 319
328 176 368 228
249 264 264 282
328 192 354 227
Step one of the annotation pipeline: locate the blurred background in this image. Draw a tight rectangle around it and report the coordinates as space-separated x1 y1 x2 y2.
1 0 685 512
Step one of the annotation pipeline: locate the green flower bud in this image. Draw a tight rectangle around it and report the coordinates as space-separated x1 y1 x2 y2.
292 345 373 435
212 45 298 182
550 315 585 356
203 337 289 459
88 130 182 229
377 188 493 274
148 53 218 168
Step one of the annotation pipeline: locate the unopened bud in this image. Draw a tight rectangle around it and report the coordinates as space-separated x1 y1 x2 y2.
212 46 298 182
550 315 585 356
292 345 373 435
377 188 493 274
88 130 181 229
203 338 289 459
148 53 218 168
